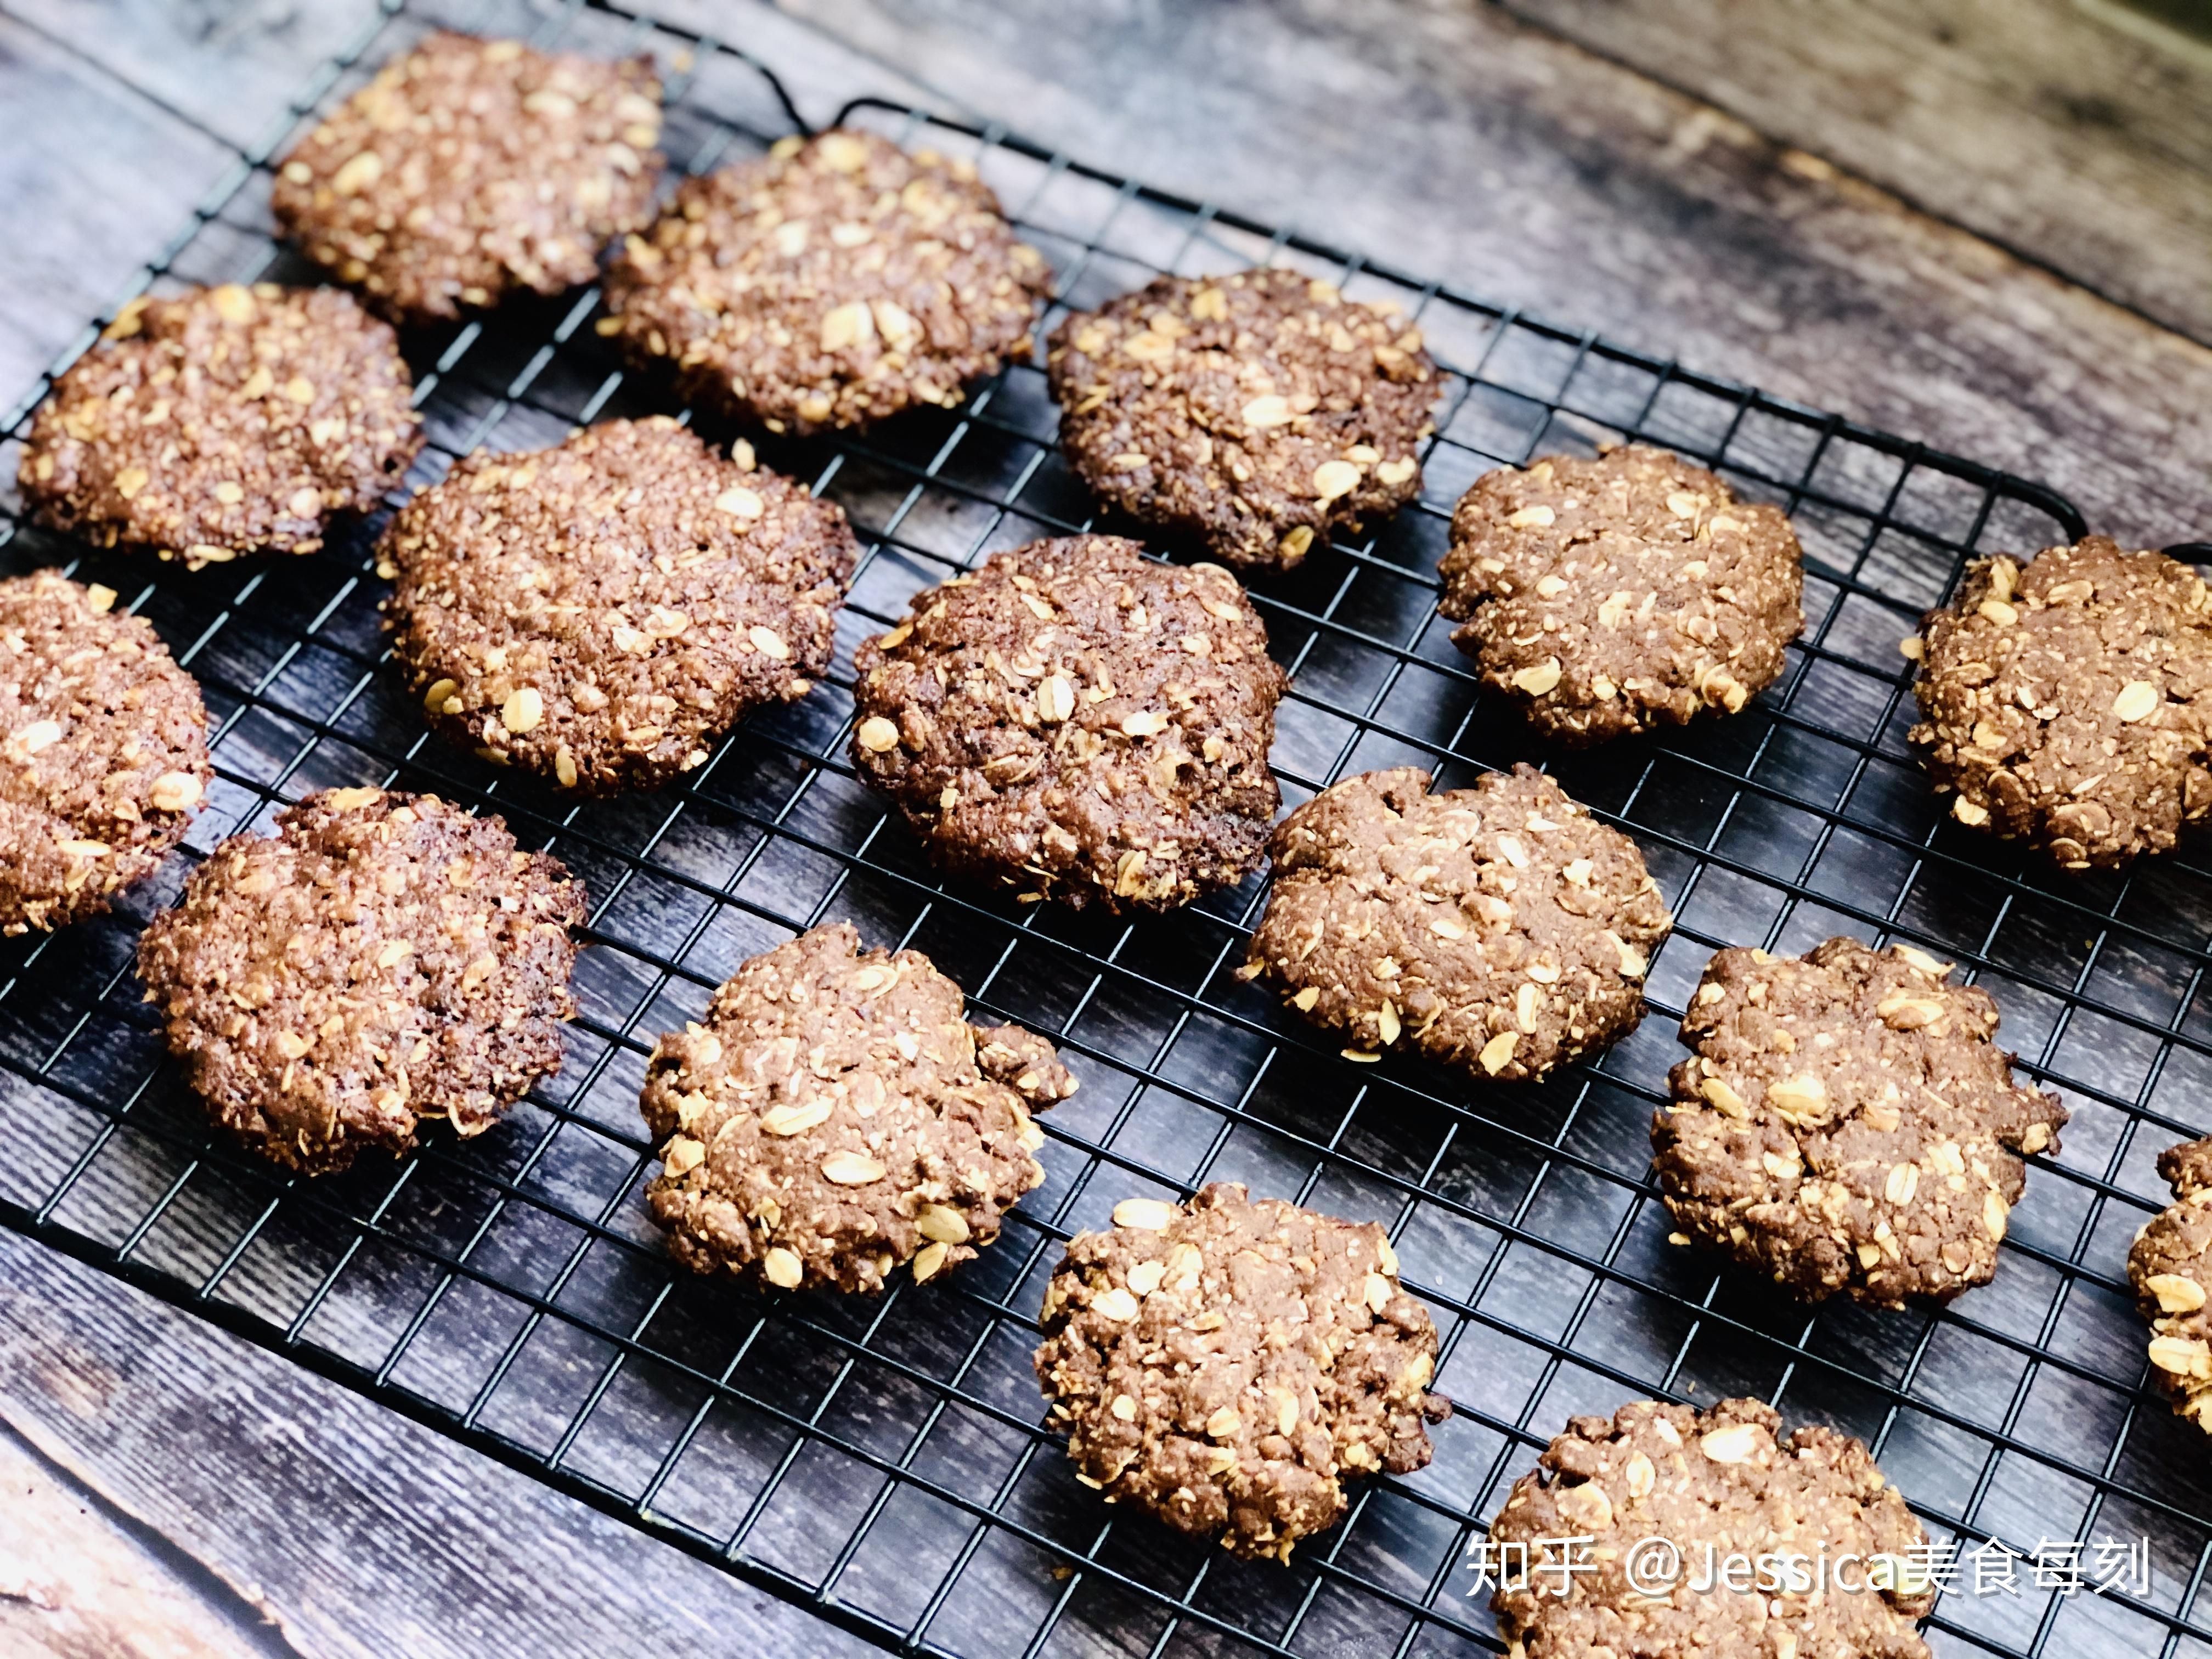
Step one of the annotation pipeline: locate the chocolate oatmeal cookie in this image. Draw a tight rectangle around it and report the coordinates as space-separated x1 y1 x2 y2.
137 787 582 1173
850 536 1285 912
639 923 1075 1293
2127 1137 2212 1432
382 417 855 793
18 284 421 569
1035 1183 1448 1561
1491 1397 1933 1659
0 572 211 934
1438 446 1803 744
605 128 1051 432
273 31 664 326
1655 938 2065 1307
1247 765 1669 1080
1047 268 1437 572
1908 537 2212 869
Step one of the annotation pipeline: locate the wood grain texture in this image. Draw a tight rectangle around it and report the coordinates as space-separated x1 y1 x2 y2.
0 1234 874 1659
0 1421 291 1658
733 0 2211 548
1496 0 2212 344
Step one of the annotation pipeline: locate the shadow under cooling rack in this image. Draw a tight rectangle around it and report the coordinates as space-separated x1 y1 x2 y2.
4 2 2212 1657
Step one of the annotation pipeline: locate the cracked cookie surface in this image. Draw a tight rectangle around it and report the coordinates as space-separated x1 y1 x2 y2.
1655 937 2065 1307
1047 268 1436 572
1248 765 1669 1080
0 572 211 934
606 127 1051 432
639 923 1075 1294
18 284 420 569
1035 1183 1448 1561
1909 537 2212 869
1491 1397 1933 1659
850 535 1285 912
1437 446 1802 744
2128 1137 2212 1432
274 30 664 326
137 787 582 1173
382 417 855 794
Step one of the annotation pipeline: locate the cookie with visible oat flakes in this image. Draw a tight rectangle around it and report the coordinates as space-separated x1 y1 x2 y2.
1246 765 1669 1081
1034 1183 1449 1562
1908 536 2212 870
136 787 582 1174
1655 936 2065 1308
18 284 421 570
1437 445 1803 744
273 31 664 326
1047 268 1437 572
605 127 1051 433
2127 1137 2212 1432
381 417 856 794
1490 1397 1934 1659
0 571 211 935
639 923 1075 1294
849 535 1286 913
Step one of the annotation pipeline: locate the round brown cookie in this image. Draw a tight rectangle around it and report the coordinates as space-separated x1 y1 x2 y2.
0 572 211 934
849 535 1286 912
1490 1397 1934 1659
1655 937 2065 1308
273 31 664 326
17 284 421 571
2126 1137 2212 1431
639 922 1076 1294
1034 1183 1448 1562
1437 446 1803 745
1246 765 1670 1080
604 128 1051 433
1908 537 2212 870
136 787 582 1174
381 417 856 794
1047 268 1437 572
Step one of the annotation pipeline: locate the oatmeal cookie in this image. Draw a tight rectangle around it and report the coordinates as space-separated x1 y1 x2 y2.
17 284 420 569
639 923 1075 1293
850 535 1286 912
1437 446 1803 744
1491 1397 1934 1659
1655 937 2066 1307
1247 765 1669 1080
273 31 664 326
1908 537 2212 868
0 572 210 934
2126 1137 2212 1432
136 787 582 1173
1047 267 1437 572
381 417 855 793
1034 1183 1448 1561
605 128 1051 432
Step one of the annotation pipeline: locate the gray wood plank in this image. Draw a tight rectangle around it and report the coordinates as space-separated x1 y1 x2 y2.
1498 0 2212 343
0 15 238 408
0 1233 876 1659
731 0 2212 548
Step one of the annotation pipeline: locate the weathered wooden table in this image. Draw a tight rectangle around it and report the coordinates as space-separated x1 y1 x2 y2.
1 2 2206 1656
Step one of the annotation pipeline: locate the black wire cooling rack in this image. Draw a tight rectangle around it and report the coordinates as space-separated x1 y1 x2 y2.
4 2 2211 1655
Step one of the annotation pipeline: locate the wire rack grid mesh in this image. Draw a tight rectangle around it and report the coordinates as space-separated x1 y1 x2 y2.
3 3 2210 1656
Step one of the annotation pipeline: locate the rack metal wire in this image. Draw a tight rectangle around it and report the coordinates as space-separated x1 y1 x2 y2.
3 2 2208 1655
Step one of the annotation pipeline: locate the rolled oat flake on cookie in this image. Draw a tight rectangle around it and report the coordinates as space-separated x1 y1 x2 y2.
2128 1137 2212 1432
